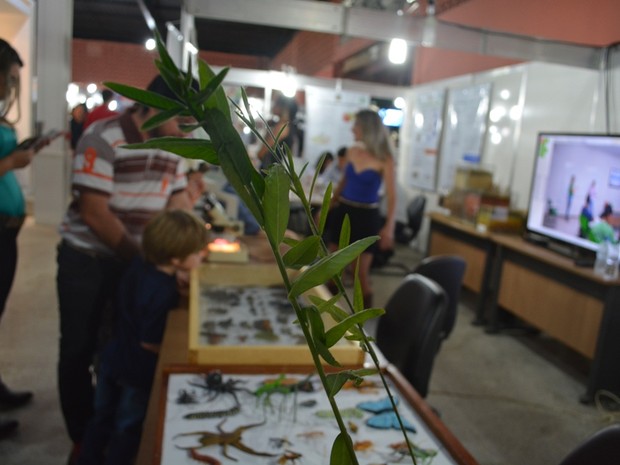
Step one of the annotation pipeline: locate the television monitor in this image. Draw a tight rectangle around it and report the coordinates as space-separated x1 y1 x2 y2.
526 132 620 256
378 108 404 128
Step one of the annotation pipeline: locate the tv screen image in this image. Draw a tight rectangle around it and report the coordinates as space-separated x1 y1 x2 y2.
526 133 620 254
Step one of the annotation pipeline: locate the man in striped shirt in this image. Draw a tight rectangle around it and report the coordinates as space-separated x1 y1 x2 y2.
56 75 195 458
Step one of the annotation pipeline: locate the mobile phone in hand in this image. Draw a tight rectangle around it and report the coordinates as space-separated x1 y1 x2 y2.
16 136 39 150
17 129 63 152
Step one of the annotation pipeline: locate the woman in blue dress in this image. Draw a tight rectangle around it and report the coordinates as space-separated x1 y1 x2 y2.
328 109 396 308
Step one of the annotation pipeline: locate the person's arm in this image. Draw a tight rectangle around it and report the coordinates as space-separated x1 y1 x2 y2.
330 149 351 208
140 342 160 354
0 148 34 176
166 189 193 211
78 190 140 260
379 155 396 250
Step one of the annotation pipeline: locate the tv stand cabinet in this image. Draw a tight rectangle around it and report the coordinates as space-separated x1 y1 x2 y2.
488 234 620 402
427 212 496 325
427 212 620 402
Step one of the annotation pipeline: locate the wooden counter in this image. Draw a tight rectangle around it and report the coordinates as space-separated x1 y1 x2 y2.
488 233 620 402
426 212 620 402
427 212 497 324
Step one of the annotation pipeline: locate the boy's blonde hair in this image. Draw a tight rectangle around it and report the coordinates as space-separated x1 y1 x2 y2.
142 210 208 265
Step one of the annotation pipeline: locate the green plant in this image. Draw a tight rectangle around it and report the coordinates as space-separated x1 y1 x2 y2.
106 35 417 465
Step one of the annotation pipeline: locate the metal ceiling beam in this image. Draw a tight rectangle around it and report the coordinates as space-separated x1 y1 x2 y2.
184 0 603 70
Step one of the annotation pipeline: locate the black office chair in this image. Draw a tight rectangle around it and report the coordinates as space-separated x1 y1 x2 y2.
372 194 427 273
375 273 447 398
557 423 620 465
413 255 466 342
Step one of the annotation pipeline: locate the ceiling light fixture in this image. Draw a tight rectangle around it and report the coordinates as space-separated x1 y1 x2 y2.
388 38 408 64
279 65 298 98
185 42 199 55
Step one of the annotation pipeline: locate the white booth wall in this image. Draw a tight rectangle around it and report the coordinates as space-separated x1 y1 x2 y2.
399 61 606 253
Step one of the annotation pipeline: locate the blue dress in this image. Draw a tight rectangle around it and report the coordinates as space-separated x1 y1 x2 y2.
329 162 383 251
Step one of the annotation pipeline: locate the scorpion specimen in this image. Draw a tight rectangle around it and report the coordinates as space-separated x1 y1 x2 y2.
175 418 276 462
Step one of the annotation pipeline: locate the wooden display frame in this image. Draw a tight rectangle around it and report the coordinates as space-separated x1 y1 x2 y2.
188 262 365 366
154 363 479 465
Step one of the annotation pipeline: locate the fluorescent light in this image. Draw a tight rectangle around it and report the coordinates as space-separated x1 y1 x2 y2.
185 42 199 55
388 38 407 65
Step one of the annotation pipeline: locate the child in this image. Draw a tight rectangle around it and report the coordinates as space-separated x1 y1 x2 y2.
77 210 208 465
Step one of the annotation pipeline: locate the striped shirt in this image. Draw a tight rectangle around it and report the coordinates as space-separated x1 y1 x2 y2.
59 110 187 256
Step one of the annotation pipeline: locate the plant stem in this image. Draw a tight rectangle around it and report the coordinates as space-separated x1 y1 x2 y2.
265 233 360 465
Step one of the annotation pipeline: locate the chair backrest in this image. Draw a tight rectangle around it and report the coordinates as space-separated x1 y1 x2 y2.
376 274 447 398
413 255 467 341
557 424 620 465
406 195 427 241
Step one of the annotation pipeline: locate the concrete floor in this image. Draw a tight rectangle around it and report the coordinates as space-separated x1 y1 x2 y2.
0 219 617 464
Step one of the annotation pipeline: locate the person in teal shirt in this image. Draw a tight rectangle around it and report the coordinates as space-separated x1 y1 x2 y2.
0 37 37 440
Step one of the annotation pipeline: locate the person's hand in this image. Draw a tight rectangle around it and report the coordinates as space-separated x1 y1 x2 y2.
176 269 191 297
10 148 35 169
378 225 394 251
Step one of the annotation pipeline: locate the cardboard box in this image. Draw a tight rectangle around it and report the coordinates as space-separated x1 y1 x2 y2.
188 262 365 366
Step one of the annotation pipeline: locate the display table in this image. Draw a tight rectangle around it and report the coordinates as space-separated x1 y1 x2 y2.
488 234 620 402
427 212 496 324
136 233 480 465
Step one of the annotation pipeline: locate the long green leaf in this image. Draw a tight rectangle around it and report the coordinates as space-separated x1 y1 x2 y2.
318 183 333 235
263 165 290 245
154 30 178 80
325 371 352 397
204 108 264 224
307 294 364 340
282 236 320 269
289 236 378 298
141 107 183 132
338 215 351 251
353 262 364 312
240 88 255 126
104 82 182 111
195 67 229 106
315 338 341 367
122 137 219 164
306 306 325 345
330 433 355 465
325 308 385 348
153 60 184 98
198 61 231 121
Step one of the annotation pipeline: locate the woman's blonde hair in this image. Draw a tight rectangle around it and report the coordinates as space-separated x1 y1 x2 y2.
354 109 393 161
142 210 209 265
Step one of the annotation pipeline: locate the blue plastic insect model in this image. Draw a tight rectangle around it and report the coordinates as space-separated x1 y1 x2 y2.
357 396 416 433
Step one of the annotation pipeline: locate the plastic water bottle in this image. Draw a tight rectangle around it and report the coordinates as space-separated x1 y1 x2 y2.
604 242 620 281
594 241 608 277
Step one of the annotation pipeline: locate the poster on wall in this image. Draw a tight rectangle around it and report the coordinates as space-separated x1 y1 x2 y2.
437 83 492 193
304 86 371 168
408 89 446 191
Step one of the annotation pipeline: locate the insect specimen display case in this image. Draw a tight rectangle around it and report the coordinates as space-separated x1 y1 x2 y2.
188 262 365 366
156 364 479 465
